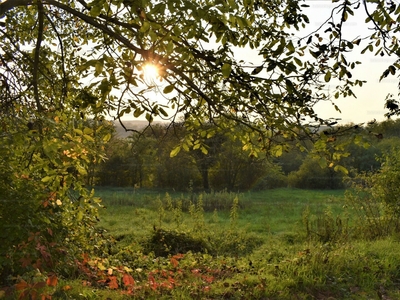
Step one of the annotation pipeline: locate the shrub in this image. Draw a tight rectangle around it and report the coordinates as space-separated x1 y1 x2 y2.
0 113 108 285
288 157 344 189
252 164 287 190
345 147 400 239
143 228 210 257
302 206 349 243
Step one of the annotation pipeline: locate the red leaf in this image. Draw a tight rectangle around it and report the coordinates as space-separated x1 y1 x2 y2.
122 274 135 287
46 274 58 287
170 257 179 268
15 280 29 291
47 228 53 236
20 256 32 268
32 281 46 290
172 253 184 259
148 275 157 290
108 276 118 289
168 276 175 285
33 259 42 270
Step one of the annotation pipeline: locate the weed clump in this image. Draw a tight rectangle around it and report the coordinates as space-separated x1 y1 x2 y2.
143 228 210 257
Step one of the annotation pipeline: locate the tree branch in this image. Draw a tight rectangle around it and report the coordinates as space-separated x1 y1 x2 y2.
33 0 44 112
45 0 145 56
0 0 31 17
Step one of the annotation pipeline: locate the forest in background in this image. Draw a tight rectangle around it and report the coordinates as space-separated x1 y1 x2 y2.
92 118 400 191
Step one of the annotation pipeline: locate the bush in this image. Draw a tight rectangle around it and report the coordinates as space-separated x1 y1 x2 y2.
288 157 344 189
0 113 108 285
252 164 287 190
345 147 400 239
143 228 210 257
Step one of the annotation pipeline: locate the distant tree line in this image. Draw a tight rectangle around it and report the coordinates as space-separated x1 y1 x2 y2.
92 119 400 191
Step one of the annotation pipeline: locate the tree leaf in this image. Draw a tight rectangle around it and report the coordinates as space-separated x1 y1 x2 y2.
334 164 349 175
170 145 181 157
134 109 143 118
41 176 53 183
163 85 174 94
221 63 232 78
251 65 263 75
324 70 331 82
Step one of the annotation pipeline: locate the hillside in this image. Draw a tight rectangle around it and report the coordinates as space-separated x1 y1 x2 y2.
112 120 165 138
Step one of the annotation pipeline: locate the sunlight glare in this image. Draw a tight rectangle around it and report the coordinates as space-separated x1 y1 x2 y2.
143 63 159 84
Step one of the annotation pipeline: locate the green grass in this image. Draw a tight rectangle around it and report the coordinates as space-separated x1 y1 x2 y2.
97 188 346 238
23 187 400 299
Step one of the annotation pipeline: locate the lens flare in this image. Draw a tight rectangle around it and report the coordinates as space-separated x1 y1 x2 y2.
143 63 159 85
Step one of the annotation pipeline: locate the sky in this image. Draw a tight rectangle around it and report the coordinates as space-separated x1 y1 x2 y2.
299 1 399 124
231 1 400 125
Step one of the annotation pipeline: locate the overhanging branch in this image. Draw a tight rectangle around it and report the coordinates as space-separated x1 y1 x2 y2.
33 0 44 112
0 0 31 17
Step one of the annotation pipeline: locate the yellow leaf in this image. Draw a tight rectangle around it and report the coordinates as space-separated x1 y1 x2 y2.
170 146 181 157
83 134 95 142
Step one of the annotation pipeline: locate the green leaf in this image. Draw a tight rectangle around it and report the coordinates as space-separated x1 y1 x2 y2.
287 40 295 53
76 164 88 175
251 65 263 75
293 57 302 66
83 127 93 135
76 211 83 222
94 61 103 75
90 5 102 17
133 109 143 118
103 133 112 142
318 157 327 168
41 176 53 183
158 107 168 117
145 113 153 123
334 165 349 175
200 146 208 155
324 71 331 82
274 145 283 157
83 134 95 142
389 65 396 75
140 21 150 32
221 63 232 78
163 85 174 94
166 41 174 54
170 145 181 157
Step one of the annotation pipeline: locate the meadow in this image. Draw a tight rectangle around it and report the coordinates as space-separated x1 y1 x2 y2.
53 188 400 299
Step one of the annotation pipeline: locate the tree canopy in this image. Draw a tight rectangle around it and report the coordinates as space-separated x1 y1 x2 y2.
2 0 400 152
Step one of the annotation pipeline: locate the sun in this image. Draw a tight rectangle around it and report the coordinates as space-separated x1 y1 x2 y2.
142 63 159 84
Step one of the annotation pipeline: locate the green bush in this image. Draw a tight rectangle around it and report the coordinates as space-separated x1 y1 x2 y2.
288 157 344 189
302 206 349 243
252 164 287 190
345 147 400 239
0 113 108 285
143 228 210 257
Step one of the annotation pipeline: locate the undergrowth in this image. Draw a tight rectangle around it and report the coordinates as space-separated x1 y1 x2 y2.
5 188 400 299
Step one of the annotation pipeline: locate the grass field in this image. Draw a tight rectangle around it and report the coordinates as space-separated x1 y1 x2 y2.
96 188 345 246
52 188 400 299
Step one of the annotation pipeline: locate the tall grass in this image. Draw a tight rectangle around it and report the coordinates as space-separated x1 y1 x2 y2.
76 187 400 299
